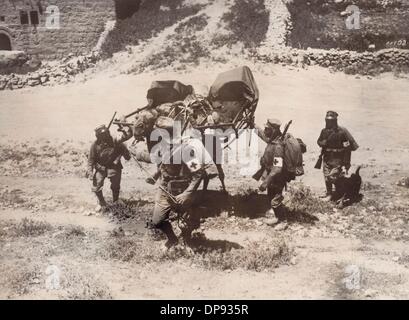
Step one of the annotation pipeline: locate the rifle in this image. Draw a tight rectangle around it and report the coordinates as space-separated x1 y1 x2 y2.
252 120 293 181
281 120 293 141
112 104 154 127
124 105 150 119
314 149 324 169
130 152 178 204
107 111 117 130
252 167 264 181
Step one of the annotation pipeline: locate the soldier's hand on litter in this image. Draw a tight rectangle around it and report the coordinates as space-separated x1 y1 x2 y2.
175 193 190 205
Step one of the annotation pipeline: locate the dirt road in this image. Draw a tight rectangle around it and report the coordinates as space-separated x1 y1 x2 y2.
1 65 409 299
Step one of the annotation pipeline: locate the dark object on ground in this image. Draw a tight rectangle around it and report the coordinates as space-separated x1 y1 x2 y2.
333 166 363 208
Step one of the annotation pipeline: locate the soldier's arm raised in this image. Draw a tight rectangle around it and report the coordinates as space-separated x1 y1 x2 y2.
254 124 269 143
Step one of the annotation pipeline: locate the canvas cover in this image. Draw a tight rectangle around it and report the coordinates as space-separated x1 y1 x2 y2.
147 80 193 107
209 65 259 102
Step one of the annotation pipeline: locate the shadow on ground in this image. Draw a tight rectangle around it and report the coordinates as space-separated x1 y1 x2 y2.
285 210 319 224
193 190 270 219
189 232 243 253
112 189 322 232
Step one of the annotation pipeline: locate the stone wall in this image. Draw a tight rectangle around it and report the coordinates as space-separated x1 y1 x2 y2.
256 47 409 76
0 0 115 60
0 51 101 90
2 47 409 91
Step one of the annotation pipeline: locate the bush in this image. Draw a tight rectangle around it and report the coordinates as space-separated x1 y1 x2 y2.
135 14 210 72
12 218 52 237
285 183 332 216
222 0 270 48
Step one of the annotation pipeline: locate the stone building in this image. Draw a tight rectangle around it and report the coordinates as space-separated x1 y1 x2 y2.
0 0 137 59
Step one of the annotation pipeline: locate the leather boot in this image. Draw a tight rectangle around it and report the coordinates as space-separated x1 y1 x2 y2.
158 221 178 248
273 205 287 222
320 181 333 200
95 191 107 207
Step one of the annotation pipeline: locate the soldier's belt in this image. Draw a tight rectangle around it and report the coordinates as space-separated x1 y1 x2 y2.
324 148 344 153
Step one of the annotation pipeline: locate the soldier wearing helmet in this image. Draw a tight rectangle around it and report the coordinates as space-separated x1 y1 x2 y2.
86 124 132 212
317 111 359 201
148 116 214 249
254 119 295 226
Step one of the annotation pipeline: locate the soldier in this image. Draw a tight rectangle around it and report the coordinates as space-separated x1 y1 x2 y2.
86 124 132 212
317 111 359 201
254 119 301 225
148 117 213 249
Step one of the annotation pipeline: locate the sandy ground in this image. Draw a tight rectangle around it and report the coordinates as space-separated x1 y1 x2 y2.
1 65 409 299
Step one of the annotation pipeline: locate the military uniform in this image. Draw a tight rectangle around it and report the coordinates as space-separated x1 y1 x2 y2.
255 119 292 220
87 125 132 207
317 111 359 198
149 117 214 247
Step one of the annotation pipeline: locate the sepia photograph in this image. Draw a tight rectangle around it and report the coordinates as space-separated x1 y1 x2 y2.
0 0 409 303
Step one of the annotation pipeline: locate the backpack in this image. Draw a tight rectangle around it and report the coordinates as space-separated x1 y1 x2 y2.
283 134 306 178
297 138 307 154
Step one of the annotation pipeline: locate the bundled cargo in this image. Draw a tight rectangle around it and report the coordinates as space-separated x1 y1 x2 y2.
114 65 259 141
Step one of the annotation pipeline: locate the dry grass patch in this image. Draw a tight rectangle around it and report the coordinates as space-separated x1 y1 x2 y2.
104 232 292 272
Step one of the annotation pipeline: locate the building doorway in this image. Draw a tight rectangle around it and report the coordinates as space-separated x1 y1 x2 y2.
0 33 12 50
